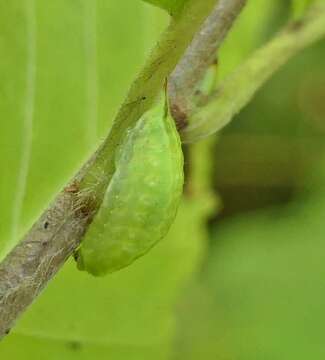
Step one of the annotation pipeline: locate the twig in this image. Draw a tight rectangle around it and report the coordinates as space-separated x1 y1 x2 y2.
181 2 325 142
0 0 217 339
168 0 247 128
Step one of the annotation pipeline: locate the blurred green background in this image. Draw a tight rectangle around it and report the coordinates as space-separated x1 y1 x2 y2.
0 0 325 359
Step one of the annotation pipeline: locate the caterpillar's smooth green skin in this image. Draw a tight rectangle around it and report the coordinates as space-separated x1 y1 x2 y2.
77 100 184 276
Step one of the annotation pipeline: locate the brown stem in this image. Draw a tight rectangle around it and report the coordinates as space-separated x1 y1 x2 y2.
0 156 99 337
168 0 247 128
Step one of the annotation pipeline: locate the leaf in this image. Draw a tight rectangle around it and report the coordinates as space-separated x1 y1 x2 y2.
0 1 31 257
1 333 169 360
0 0 167 260
174 182 325 359
291 0 315 20
141 0 189 16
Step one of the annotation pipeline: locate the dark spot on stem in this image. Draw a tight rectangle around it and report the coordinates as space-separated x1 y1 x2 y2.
170 104 189 131
74 195 98 222
73 250 79 262
44 221 49 229
182 145 193 197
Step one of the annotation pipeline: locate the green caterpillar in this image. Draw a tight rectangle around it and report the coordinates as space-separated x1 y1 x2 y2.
77 98 184 276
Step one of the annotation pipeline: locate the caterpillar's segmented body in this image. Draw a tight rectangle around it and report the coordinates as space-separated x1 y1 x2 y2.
77 100 184 276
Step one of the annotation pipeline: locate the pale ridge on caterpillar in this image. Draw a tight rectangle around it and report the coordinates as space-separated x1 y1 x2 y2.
77 96 184 276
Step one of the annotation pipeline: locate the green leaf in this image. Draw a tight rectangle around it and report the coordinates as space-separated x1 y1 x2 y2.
291 0 314 20
0 0 167 260
173 163 325 359
141 0 189 16
0 333 169 360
